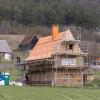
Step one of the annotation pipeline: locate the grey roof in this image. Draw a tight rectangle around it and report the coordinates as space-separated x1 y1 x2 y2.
0 40 12 53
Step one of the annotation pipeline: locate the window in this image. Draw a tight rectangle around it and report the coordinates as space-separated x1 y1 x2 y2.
69 44 73 50
65 74 68 79
70 74 73 78
71 59 77 65
64 74 73 80
62 58 76 65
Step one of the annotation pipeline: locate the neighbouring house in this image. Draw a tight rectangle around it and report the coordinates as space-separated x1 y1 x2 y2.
0 35 26 63
24 25 92 86
18 35 38 60
0 40 12 62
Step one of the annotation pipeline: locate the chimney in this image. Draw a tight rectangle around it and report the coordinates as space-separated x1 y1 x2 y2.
52 24 59 40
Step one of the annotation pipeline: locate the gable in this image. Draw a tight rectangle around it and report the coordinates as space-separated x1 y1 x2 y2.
61 29 75 42
0 40 12 53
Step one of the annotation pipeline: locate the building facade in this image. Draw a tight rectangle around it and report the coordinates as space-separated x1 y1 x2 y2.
25 25 91 86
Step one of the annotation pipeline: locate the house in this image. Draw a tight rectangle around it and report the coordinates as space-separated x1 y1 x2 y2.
0 40 12 62
18 35 38 60
25 25 91 86
19 35 38 51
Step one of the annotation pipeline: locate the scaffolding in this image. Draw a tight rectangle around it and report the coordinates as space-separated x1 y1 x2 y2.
50 27 93 87
17 27 95 87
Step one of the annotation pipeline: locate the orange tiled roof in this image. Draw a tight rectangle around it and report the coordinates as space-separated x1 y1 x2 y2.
97 58 100 60
26 29 77 61
26 32 64 61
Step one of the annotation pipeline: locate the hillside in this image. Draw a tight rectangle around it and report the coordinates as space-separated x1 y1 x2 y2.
0 0 99 33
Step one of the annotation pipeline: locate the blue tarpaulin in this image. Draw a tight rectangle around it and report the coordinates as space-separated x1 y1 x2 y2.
0 74 4 81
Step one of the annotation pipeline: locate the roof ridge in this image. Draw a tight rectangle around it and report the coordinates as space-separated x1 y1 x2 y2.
37 39 61 45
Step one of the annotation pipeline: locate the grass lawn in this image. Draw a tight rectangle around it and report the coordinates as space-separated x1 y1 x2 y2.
0 86 100 100
0 68 100 100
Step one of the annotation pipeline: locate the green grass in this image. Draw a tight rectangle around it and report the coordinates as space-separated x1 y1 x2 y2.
0 68 100 100
0 86 100 100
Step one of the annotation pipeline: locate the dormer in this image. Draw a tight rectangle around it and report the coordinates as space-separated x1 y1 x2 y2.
60 29 83 55
61 29 76 44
